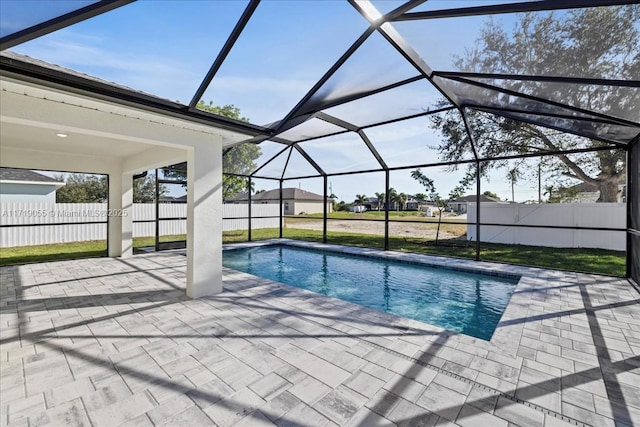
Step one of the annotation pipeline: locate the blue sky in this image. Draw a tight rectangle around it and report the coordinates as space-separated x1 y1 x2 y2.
9 0 549 202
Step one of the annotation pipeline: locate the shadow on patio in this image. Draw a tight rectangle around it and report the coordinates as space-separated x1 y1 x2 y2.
1 252 639 426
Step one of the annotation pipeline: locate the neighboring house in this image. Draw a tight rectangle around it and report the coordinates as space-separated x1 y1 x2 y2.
160 195 187 203
364 196 394 211
0 167 65 203
365 195 429 212
551 182 625 203
405 195 422 211
448 194 502 214
363 197 377 211
227 188 333 215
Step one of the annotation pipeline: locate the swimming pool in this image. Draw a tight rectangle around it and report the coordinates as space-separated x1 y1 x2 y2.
223 245 519 340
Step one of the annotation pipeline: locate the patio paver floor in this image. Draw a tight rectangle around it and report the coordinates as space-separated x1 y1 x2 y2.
1 240 639 427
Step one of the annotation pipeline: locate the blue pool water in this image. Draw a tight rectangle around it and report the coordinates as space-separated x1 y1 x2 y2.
223 245 519 340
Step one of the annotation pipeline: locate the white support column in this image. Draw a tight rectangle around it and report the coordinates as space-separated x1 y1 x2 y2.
186 142 223 298
107 169 133 258
121 171 133 258
108 169 123 257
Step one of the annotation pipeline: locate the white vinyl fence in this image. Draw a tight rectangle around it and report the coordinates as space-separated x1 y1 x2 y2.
1 203 280 247
466 203 626 251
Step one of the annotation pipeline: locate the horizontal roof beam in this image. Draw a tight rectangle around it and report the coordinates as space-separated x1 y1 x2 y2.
395 0 639 21
433 71 640 89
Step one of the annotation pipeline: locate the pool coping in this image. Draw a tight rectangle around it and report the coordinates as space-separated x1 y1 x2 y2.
224 239 523 281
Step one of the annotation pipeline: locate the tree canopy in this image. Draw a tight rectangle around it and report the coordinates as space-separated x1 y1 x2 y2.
483 191 499 200
56 174 107 203
55 173 164 203
133 173 164 203
354 194 368 206
431 5 638 202
163 101 261 200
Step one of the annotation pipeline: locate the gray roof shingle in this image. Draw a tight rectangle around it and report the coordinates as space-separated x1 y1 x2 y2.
228 188 329 202
452 194 501 203
0 167 62 183
1 50 162 100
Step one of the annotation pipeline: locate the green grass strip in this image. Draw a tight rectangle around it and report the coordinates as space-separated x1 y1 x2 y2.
0 228 625 277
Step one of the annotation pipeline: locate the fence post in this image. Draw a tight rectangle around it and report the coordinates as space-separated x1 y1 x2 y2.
385 170 390 251
279 179 283 238
248 177 252 242
323 176 328 243
155 168 160 252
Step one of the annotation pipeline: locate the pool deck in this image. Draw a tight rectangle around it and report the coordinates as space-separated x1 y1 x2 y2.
1 239 639 427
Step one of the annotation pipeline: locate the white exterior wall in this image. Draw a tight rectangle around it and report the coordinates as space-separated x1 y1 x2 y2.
231 199 331 215
466 203 626 251
291 201 332 215
0 183 59 203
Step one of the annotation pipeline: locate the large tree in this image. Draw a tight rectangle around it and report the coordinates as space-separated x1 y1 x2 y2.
163 101 261 200
432 5 638 202
56 173 165 203
133 173 164 203
56 174 107 203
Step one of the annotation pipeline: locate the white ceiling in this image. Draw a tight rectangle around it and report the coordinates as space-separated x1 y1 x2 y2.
0 120 153 159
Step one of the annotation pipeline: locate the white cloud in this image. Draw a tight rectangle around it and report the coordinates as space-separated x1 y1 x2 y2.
15 31 206 103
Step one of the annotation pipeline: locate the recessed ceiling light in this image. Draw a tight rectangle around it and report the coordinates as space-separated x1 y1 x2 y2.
55 133 68 138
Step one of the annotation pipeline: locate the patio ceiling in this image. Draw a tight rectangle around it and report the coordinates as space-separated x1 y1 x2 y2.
0 0 638 179
0 75 256 176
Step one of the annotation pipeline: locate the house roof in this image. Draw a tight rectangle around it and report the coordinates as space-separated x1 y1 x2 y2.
0 167 63 184
0 51 267 138
1 50 155 99
567 182 599 193
159 195 188 203
452 194 501 203
228 188 330 202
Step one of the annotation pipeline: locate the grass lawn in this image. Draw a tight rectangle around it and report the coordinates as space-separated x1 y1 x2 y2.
0 228 625 277
0 241 108 265
0 235 186 265
132 235 187 250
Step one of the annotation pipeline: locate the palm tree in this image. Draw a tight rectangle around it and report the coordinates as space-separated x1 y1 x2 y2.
353 194 369 212
390 191 406 215
374 192 385 211
414 193 426 211
398 193 408 212
354 194 367 206
508 168 520 202
328 193 338 211
387 187 398 211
